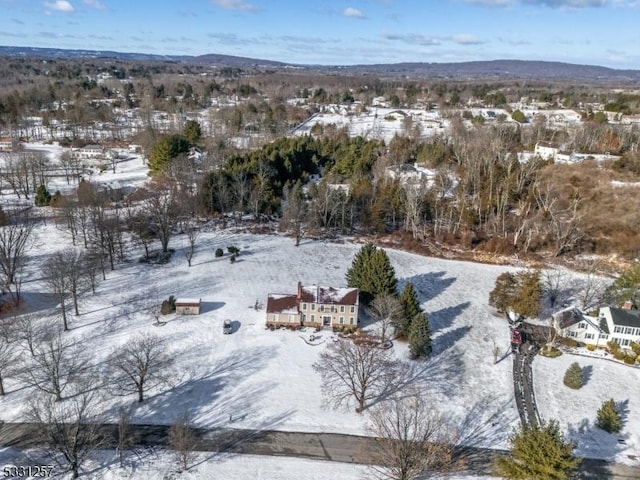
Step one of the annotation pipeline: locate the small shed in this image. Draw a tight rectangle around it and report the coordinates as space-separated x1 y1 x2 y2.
175 298 201 315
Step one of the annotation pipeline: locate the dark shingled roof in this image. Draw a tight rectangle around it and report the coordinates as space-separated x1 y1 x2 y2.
599 317 610 334
266 294 298 314
609 307 640 329
555 308 583 329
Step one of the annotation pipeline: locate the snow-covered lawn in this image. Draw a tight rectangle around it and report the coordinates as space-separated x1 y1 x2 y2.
1 142 639 472
0 447 499 480
534 352 640 464
4 230 517 441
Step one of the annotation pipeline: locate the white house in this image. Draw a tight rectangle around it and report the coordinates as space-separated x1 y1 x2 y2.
554 304 640 349
0 137 13 152
534 141 560 161
73 144 104 159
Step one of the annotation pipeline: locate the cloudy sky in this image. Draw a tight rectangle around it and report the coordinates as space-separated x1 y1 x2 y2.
1 0 639 69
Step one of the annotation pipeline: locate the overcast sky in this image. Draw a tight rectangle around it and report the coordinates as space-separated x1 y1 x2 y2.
1 0 639 69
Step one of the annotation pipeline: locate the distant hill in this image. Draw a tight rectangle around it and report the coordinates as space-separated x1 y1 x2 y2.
1 45 639 83
334 59 640 83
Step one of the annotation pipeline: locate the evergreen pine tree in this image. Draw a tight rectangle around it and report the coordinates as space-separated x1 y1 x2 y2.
35 184 52 206
346 243 377 293
408 312 432 358
596 399 622 433
367 249 398 299
563 362 583 389
397 283 421 337
489 272 516 313
494 420 581 480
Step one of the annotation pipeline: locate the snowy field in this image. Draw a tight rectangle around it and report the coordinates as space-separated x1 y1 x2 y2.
1 142 639 474
0 447 499 480
534 353 640 463
292 107 449 143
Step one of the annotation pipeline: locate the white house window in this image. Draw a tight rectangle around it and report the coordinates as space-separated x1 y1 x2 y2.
311 304 315 311
339 316 344 324
621 338 630 346
349 317 354 324
625 327 633 335
302 303 307 310
302 314 306 321
585 333 594 340
601 334 608 340
614 326 623 333
568 332 576 338
578 322 586 329
311 314 315 322
340 306 345 313
350 306 355 313
272 314 277 321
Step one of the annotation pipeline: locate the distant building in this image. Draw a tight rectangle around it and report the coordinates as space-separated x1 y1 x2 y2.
534 141 560 161
0 137 13 152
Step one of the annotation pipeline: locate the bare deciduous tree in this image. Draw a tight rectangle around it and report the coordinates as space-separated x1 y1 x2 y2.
368 293 402 343
42 248 88 328
0 319 19 395
169 412 198 472
182 223 200 267
368 393 455 480
280 182 306 246
144 177 183 253
117 406 136 467
542 268 569 308
108 333 173 403
22 332 88 401
26 389 105 479
0 209 35 305
313 336 396 413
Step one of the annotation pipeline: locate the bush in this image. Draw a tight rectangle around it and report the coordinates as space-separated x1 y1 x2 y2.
587 344 596 352
613 350 626 361
623 354 636 365
161 295 176 315
597 399 622 433
230 254 237 264
557 336 578 348
630 341 640 356
607 340 620 353
563 362 583 389
540 345 562 358
215 248 224 257
228 245 240 255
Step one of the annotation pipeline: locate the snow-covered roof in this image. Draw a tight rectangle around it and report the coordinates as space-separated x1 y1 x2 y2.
300 284 358 306
175 298 201 305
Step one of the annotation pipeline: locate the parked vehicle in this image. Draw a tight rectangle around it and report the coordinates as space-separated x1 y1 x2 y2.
223 319 232 334
511 328 523 353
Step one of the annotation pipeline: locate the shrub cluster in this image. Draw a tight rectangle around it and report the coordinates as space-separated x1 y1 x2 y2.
161 295 176 315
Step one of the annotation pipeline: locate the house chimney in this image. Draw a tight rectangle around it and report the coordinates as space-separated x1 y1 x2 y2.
622 300 635 310
297 281 302 300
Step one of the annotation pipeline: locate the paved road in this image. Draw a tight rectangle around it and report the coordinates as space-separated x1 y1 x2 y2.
1 422 639 479
512 343 541 429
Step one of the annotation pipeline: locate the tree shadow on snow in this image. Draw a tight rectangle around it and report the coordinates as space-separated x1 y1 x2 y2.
429 301 471 333
398 271 456 303
370 348 467 409
582 365 593 386
566 416 630 479
117 345 281 429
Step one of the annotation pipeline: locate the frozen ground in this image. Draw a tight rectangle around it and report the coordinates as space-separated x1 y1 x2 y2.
0 142 639 474
0 447 499 480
